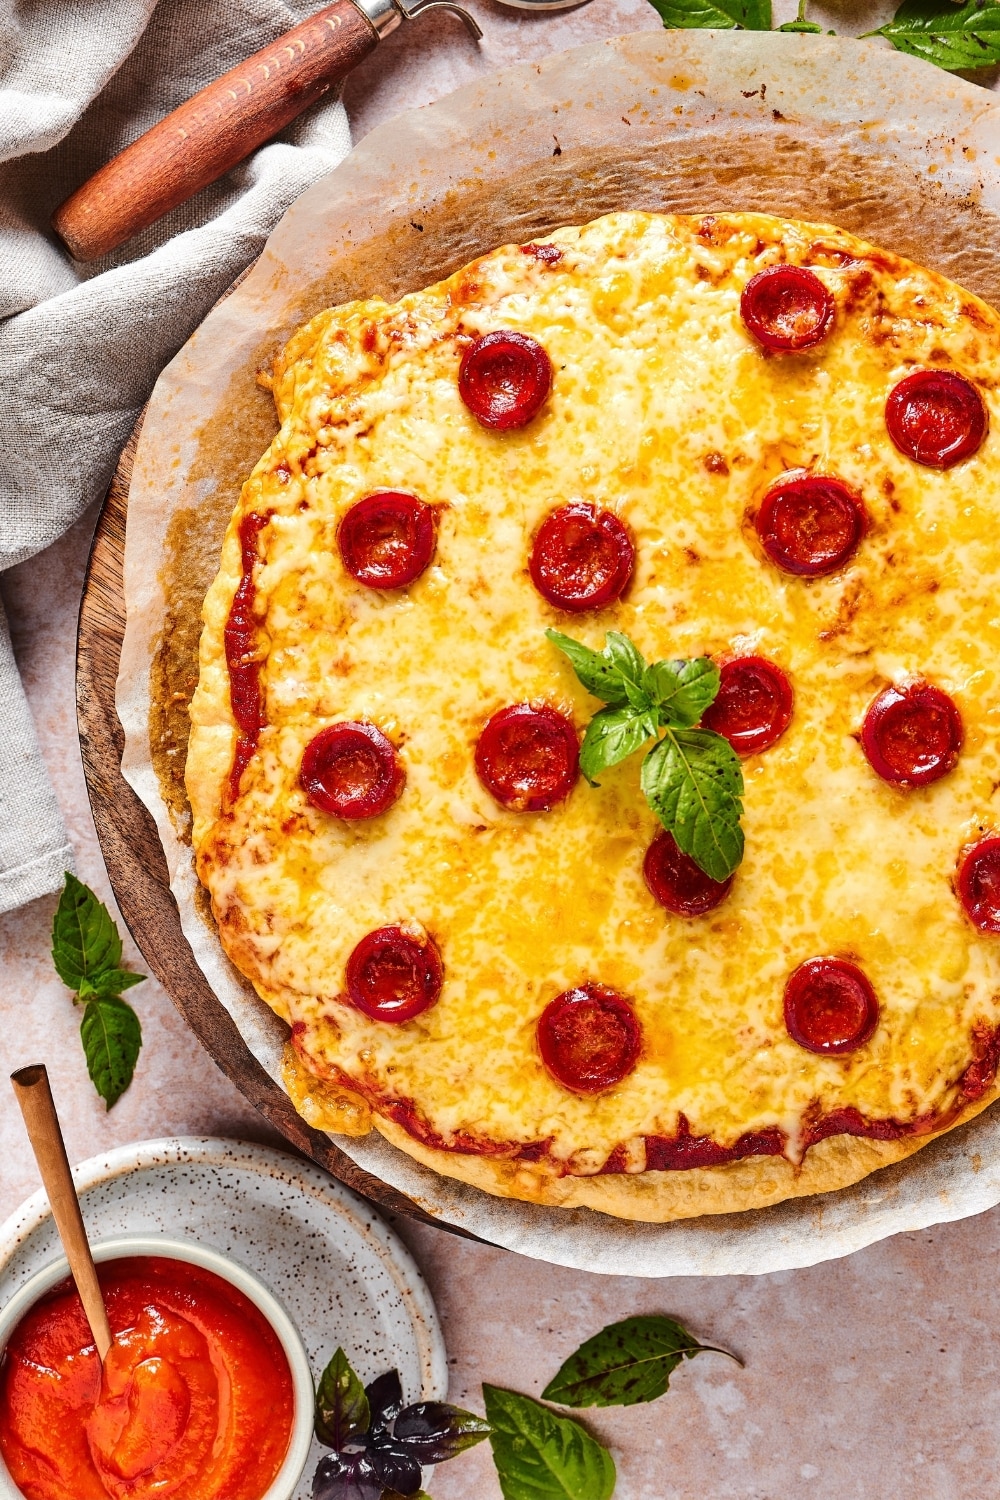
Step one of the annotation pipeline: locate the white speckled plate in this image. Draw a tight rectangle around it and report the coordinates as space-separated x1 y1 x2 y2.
0 1137 447 1500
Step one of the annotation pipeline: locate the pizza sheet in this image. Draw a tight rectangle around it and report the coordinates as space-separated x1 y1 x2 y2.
117 30 1000 1277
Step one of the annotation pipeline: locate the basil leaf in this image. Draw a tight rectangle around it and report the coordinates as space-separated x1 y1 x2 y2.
483 1385 615 1500
545 629 745 875
366 1371 404 1437
393 1401 491 1462
316 1348 371 1451
641 730 744 883
312 1451 383 1500
650 0 771 31
80 995 142 1109
545 630 632 706
579 706 658 784
368 1444 421 1495
381 1492 431 1500
603 632 648 703
776 16 826 27
52 872 126 992
547 628 655 713
78 968 145 1001
643 657 719 730
541 1315 741 1408
867 0 1000 69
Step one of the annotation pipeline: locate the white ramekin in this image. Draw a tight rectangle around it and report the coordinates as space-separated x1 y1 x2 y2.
0 1235 315 1500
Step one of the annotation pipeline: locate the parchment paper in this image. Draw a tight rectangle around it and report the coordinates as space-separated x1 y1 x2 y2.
117 30 1000 1277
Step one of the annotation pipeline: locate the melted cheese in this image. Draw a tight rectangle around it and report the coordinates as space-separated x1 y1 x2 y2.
188 212 1000 1173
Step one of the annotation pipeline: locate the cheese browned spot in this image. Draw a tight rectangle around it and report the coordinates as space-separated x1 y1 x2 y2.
188 212 1000 1221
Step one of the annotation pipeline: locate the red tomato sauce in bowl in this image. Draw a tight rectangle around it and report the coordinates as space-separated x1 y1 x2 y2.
0 1256 295 1500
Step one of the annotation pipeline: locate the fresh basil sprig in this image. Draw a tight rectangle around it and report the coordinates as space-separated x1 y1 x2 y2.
483 1386 616 1500
51 873 144 1109
547 629 744 883
311 1350 490 1500
649 0 1000 72
541 1315 741 1409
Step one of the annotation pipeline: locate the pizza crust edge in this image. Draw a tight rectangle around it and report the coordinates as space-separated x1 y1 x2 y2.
371 1087 1000 1222
274 1038 1000 1221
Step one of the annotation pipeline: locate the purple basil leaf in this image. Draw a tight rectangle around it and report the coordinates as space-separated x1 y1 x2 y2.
368 1441 422 1494
365 1370 403 1435
312 1451 382 1500
393 1402 492 1462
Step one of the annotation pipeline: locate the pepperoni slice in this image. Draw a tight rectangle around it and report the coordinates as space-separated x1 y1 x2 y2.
301 722 405 819
885 370 988 469
537 983 642 1093
338 492 436 589
643 830 733 917
740 265 834 352
755 473 865 577
346 926 443 1022
529 503 635 613
958 837 1000 933
475 703 578 811
701 656 793 756
861 682 962 788
783 957 880 1055
458 330 552 431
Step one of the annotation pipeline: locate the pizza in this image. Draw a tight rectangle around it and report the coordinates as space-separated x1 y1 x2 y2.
186 210 1000 1223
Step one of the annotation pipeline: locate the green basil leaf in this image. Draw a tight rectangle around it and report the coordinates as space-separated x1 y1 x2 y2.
78 968 146 1001
621 676 654 711
483 1386 615 1500
315 1347 371 1450
650 0 771 31
603 633 648 701
867 0 1000 69
579 706 658 784
776 16 826 27
643 657 719 729
80 995 142 1110
641 729 744 883
541 1315 741 1408
546 629 633 706
51 872 126 992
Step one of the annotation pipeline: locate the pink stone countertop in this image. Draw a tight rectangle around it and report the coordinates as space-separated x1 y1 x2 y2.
3 9 1000 1498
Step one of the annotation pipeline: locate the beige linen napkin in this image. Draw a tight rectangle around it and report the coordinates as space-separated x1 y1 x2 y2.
0 0 352 913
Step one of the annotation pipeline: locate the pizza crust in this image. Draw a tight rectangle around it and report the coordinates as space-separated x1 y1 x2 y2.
374 1084 1000 1221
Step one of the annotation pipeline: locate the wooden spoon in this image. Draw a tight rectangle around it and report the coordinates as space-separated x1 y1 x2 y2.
10 1065 113 1361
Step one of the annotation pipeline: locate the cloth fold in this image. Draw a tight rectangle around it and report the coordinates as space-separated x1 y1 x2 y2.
0 0 353 914
0 596 73 911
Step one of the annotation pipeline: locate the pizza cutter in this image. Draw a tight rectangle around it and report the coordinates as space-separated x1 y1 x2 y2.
51 0 489 264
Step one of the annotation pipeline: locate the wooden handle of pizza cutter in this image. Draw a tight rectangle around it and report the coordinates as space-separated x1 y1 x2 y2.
51 0 377 263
